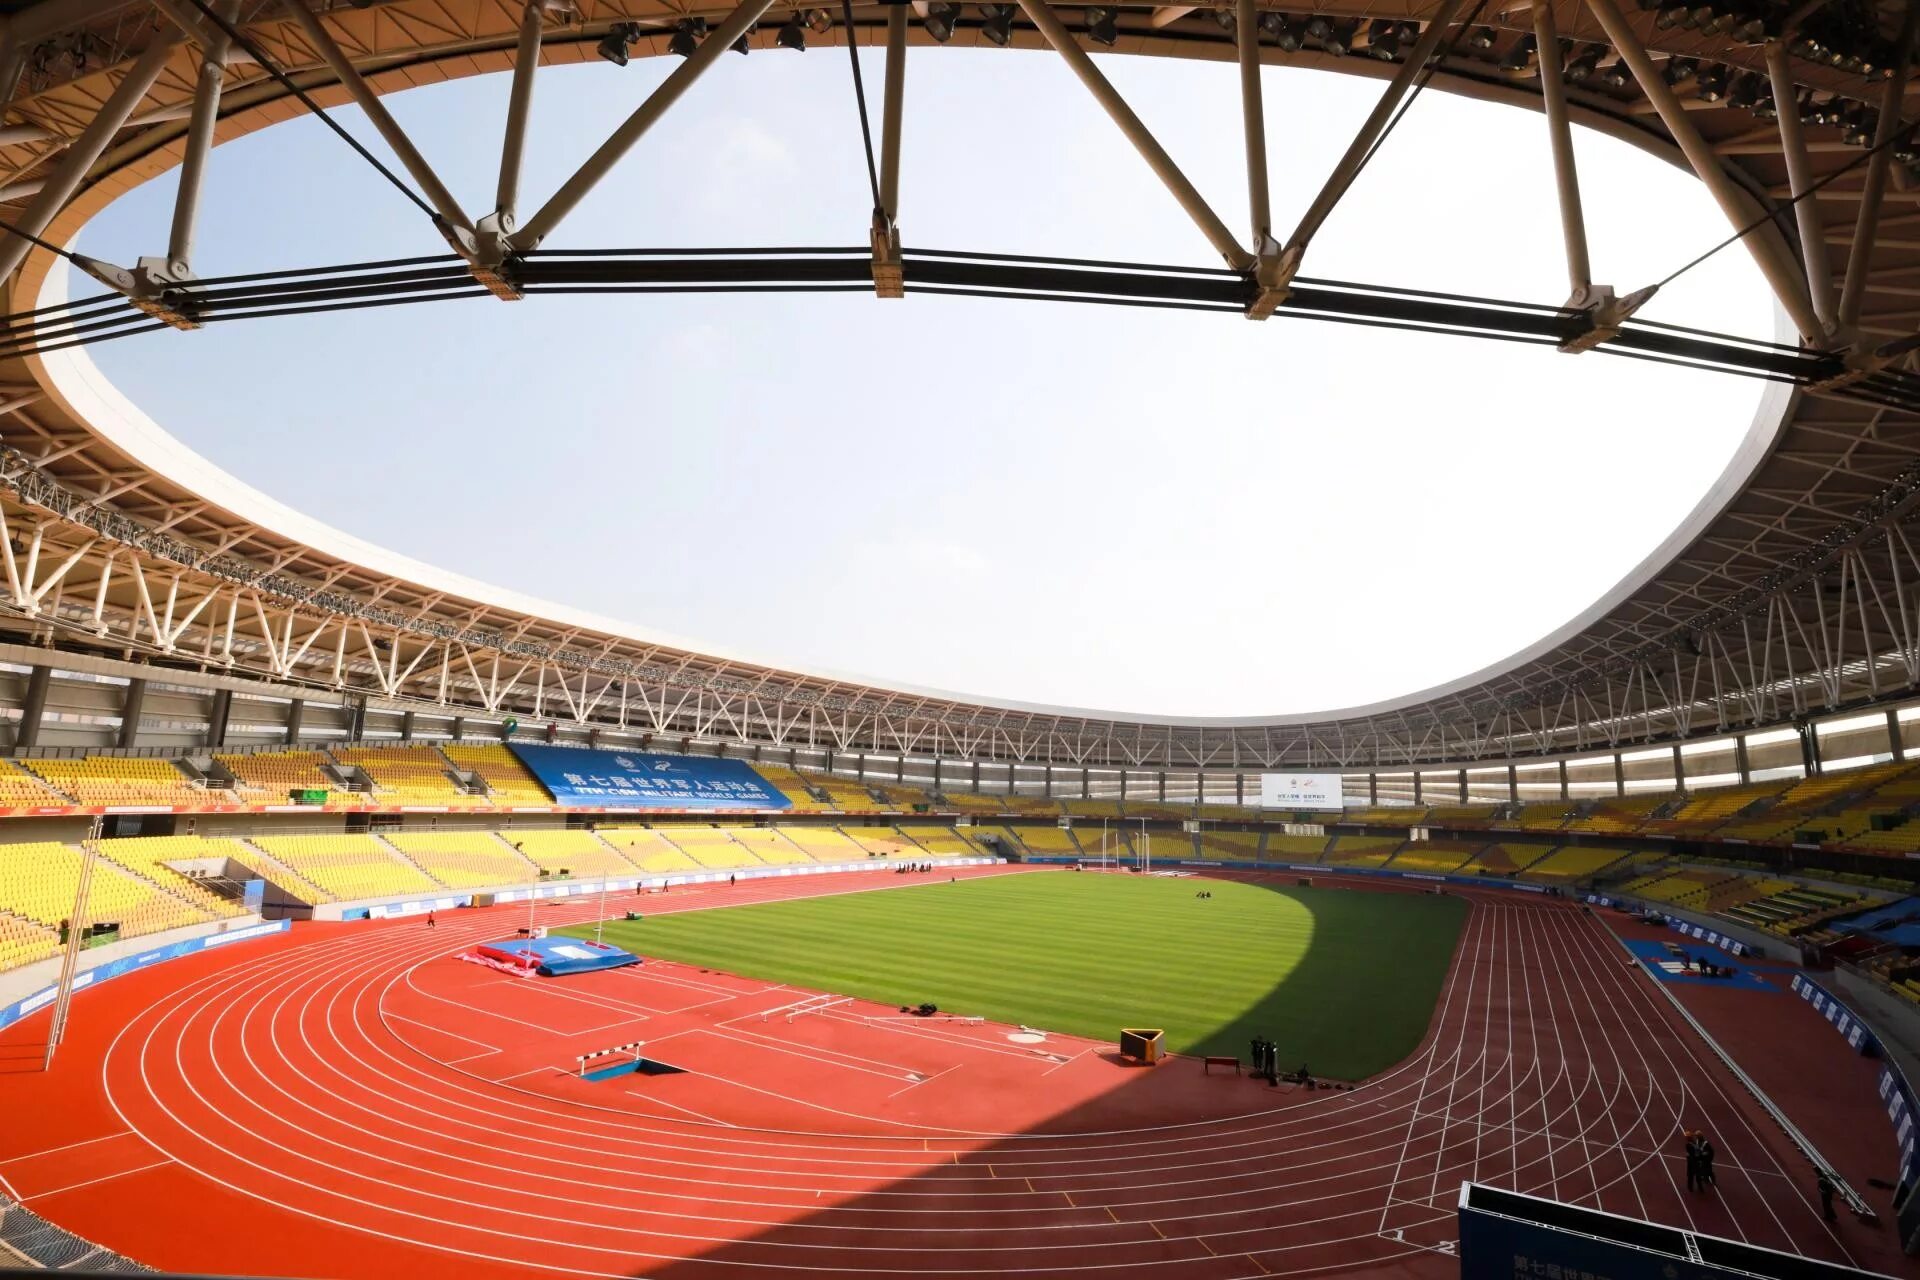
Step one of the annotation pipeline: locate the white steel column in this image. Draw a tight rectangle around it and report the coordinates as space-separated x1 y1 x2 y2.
510 0 777 251
1583 0 1823 340
495 0 545 231
285 1 474 231
880 3 907 220
0 32 179 287
1236 0 1272 249
1765 40 1836 332
1285 0 1465 256
1015 0 1255 269
168 0 238 271
1533 2 1593 299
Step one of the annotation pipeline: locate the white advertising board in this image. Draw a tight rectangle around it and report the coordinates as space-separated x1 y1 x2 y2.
1259 772 1344 811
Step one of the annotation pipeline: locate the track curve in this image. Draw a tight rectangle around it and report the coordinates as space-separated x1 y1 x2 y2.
0 869 1883 1279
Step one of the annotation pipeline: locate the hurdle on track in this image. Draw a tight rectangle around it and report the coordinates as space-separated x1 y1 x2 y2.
577 1040 646 1075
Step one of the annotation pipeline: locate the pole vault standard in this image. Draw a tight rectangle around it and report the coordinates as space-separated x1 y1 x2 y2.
45 816 103 1071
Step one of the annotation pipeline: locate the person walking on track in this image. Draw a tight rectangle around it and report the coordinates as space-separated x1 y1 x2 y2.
1684 1131 1704 1192
426 910 436 929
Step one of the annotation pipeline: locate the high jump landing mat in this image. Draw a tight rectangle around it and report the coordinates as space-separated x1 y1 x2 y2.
471 936 641 976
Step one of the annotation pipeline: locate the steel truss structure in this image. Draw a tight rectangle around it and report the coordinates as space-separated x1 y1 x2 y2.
2 0 1920 776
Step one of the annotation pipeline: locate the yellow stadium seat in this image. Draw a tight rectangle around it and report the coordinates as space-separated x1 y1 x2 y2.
501 829 634 878
334 746 485 808
384 832 538 889
441 744 553 805
249 835 438 902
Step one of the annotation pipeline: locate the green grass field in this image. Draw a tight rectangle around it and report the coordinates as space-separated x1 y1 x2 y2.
561 872 1466 1079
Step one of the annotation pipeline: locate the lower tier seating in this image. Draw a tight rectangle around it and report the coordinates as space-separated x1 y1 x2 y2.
383 832 537 889
249 835 437 902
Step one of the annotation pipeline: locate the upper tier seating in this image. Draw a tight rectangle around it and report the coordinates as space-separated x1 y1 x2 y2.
441 744 552 805
1422 804 1499 826
249 835 437 902
95 836 250 917
0 760 69 807
25 756 213 807
1062 800 1124 819
383 832 536 889
219 750 338 798
941 792 1009 814
750 764 834 812
334 746 483 807
0 841 220 938
866 781 932 812
813 776 883 813
503 829 632 878
1344 807 1422 826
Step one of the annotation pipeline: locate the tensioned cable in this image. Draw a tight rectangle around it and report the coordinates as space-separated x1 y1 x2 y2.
840 0 886 217
179 0 438 220
1652 112 1920 296
1345 0 1491 196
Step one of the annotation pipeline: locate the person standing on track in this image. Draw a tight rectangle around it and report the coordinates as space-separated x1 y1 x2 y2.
1699 1133 1717 1190
426 909 436 930
1684 1131 1704 1191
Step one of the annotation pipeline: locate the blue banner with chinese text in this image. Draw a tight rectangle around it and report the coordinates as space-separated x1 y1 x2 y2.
506 744 791 810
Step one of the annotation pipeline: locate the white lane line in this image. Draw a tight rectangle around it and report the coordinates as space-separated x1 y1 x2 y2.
0 1129 138 1166
23 1157 174 1202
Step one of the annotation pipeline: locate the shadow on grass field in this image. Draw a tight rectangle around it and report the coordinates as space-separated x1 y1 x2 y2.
562 870 1465 1080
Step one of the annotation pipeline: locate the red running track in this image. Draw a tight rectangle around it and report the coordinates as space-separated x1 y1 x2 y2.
0 866 1907 1280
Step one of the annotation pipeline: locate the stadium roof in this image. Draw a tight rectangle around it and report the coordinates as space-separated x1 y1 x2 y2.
0 0 1917 771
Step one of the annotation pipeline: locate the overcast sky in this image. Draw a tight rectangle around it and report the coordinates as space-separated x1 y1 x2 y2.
68 43 1773 718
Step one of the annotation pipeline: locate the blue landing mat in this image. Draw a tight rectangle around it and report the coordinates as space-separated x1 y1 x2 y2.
1624 938 1773 990
476 936 640 976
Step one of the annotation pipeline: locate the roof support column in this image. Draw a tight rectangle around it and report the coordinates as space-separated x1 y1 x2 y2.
1890 706 1907 762
285 1 474 233
165 0 236 274
1015 0 1253 270
485 0 544 245
872 3 907 295
1532 2 1593 301
1612 752 1624 797
1764 41 1837 334
1284 0 1465 261
117 678 147 749
1838 0 1917 330
0 32 179 289
1582 0 1822 341
1734 732 1750 782
509 0 777 251
1557 758 1568 801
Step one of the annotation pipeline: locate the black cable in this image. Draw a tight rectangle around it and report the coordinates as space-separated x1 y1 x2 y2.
1653 113 1920 294
178 0 438 220
524 246 867 258
906 247 1243 277
1346 0 1491 195
840 0 886 217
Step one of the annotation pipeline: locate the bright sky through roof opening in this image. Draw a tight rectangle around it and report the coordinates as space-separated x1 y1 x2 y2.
70 45 1772 718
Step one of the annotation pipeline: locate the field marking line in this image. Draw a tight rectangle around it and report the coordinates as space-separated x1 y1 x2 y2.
21 1157 174 1203
0 1129 137 1166
491 1065 563 1084
695 1027 916 1084
885 1064 959 1099
483 975 656 1022
441 1047 504 1065
381 1012 501 1052
1039 1048 1093 1078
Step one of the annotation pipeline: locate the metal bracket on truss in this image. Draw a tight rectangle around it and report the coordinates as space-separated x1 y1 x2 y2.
1557 283 1657 354
1246 238 1299 320
69 254 201 330
1803 331 1920 394
871 214 903 299
462 216 524 301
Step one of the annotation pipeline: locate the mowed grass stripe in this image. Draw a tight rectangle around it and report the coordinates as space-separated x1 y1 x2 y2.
564 872 1466 1078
